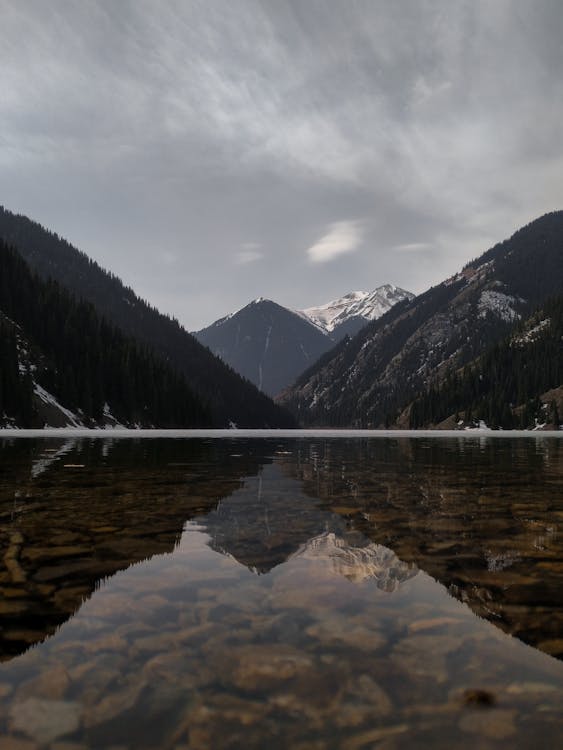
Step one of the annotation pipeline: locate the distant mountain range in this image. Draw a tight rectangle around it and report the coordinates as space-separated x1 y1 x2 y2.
0 206 295 428
1 204 561 430
279 211 563 430
194 286 413 396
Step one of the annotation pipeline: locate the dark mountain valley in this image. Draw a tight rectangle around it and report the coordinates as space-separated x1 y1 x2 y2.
1 206 561 430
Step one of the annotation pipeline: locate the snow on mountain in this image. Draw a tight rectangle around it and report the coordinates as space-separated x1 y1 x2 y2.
477 290 521 323
301 284 414 336
193 286 413 397
279 211 563 429
33 383 83 427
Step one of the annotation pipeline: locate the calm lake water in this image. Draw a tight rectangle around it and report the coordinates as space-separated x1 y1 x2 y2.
0 434 562 748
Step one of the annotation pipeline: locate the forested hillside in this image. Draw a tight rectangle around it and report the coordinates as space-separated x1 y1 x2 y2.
0 206 295 427
409 295 563 429
0 241 210 427
0 317 34 427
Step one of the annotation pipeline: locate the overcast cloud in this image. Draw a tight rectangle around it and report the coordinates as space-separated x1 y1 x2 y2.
1 0 562 329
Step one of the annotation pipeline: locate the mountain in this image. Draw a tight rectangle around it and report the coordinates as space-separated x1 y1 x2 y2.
0 206 295 428
194 286 412 396
194 298 335 396
301 284 414 339
409 294 563 429
0 241 210 428
279 211 563 428
195 461 418 589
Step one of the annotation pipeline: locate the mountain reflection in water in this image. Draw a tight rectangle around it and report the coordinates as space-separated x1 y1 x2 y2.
0 435 562 748
197 465 418 589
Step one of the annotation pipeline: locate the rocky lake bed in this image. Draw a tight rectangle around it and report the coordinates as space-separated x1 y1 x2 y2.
0 434 562 748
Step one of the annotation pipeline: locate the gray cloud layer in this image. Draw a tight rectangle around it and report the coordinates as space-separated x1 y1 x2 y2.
1 1 562 328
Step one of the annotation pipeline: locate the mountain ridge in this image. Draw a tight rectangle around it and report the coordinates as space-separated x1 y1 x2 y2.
0 241 210 428
279 211 563 428
0 206 295 428
194 285 412 396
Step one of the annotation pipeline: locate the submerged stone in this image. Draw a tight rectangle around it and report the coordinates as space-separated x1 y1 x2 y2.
9 698 81 744
230 644 314 692
458 708 517 739
0 737 39 750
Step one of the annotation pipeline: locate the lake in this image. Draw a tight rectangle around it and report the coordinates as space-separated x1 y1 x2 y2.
0 433 562 748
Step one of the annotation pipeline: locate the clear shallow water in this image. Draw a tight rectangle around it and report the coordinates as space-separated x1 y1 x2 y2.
0 436 562 748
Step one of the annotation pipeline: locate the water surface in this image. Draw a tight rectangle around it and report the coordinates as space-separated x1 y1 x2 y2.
0 435 562 748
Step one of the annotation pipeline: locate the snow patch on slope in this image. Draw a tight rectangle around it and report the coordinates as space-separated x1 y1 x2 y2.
478 290 520 323
264 325 272 353
34 383 83 427
513 318 551 346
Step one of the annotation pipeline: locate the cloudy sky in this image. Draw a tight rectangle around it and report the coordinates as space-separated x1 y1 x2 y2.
1 1 562 330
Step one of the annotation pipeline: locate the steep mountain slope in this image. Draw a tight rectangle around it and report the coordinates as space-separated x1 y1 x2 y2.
301 284 414 339
0 206 295 427
194 299 335 396
279 211 563 427
409 294 563 429
0 241 210 428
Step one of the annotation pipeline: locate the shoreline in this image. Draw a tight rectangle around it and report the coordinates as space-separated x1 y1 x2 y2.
0 428 562 439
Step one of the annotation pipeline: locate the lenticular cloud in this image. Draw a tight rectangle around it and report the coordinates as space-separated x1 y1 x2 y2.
307 220 363 264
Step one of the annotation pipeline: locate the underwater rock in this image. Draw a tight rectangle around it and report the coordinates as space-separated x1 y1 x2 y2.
9 698 81 744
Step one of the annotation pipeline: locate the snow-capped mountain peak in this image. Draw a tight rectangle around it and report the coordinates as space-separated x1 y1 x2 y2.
301 284 414 334
193 285 413 395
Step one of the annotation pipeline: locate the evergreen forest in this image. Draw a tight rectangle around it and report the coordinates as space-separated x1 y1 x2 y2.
0 206 296 428
0 241 211 427
409 295 563 429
